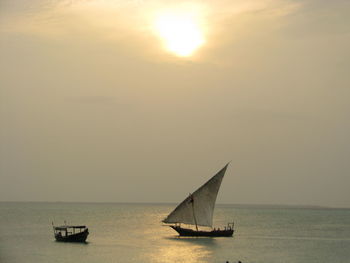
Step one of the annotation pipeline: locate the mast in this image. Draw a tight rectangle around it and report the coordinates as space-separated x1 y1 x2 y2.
190 194 198 231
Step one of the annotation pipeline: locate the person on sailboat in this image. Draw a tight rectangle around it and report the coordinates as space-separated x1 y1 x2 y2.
189 193 194 203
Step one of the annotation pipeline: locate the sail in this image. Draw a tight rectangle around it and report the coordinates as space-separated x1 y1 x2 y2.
163 163 229 227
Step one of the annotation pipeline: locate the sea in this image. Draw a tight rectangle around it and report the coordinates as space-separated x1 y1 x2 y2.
0 202 349 263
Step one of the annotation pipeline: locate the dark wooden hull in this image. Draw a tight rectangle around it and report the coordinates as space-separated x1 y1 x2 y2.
55 229 89 242
170 226 233 237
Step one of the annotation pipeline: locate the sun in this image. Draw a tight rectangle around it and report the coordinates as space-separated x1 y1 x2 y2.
154 12 205 57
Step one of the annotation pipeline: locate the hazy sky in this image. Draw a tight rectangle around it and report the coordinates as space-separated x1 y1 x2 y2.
1 0 349 207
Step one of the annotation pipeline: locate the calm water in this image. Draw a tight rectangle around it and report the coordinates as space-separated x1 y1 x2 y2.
0 202 349 263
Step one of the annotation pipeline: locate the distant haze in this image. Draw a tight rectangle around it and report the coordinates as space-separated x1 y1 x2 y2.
1 0 349 207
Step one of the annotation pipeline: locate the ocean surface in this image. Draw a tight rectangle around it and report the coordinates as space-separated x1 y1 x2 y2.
0 202 349 263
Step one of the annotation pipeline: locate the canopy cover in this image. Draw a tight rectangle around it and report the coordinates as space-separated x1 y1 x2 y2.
54 225 86 230
163 164 229 227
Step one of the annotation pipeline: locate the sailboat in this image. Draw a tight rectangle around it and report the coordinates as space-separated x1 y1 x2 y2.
163 163 234 237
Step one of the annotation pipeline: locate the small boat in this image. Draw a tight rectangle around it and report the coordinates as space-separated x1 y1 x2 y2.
53 224 89 242
163 163 234 237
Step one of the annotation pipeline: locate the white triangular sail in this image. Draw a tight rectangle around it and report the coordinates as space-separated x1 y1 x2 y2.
163 163 229 227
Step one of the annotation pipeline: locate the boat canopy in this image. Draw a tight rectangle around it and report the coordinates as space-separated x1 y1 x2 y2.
54 225 86 230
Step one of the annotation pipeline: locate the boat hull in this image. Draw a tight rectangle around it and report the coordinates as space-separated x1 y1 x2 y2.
55 229 89 242
170 226 233 237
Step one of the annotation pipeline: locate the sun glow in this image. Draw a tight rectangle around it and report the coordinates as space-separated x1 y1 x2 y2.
154 12 205 57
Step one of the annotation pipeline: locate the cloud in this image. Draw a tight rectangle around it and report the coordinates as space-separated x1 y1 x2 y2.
1 0 302 55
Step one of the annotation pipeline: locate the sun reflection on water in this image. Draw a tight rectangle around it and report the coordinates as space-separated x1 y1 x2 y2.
150 237 215 263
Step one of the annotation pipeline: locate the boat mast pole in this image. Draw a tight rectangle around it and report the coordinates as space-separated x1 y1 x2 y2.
190 194 198 231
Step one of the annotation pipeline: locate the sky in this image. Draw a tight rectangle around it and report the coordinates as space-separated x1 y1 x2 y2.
1 0 349 207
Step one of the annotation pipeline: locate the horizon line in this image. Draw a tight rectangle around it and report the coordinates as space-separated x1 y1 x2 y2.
0 200 348 209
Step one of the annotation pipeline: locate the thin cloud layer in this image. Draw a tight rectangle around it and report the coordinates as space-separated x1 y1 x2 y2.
1 0 349 207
